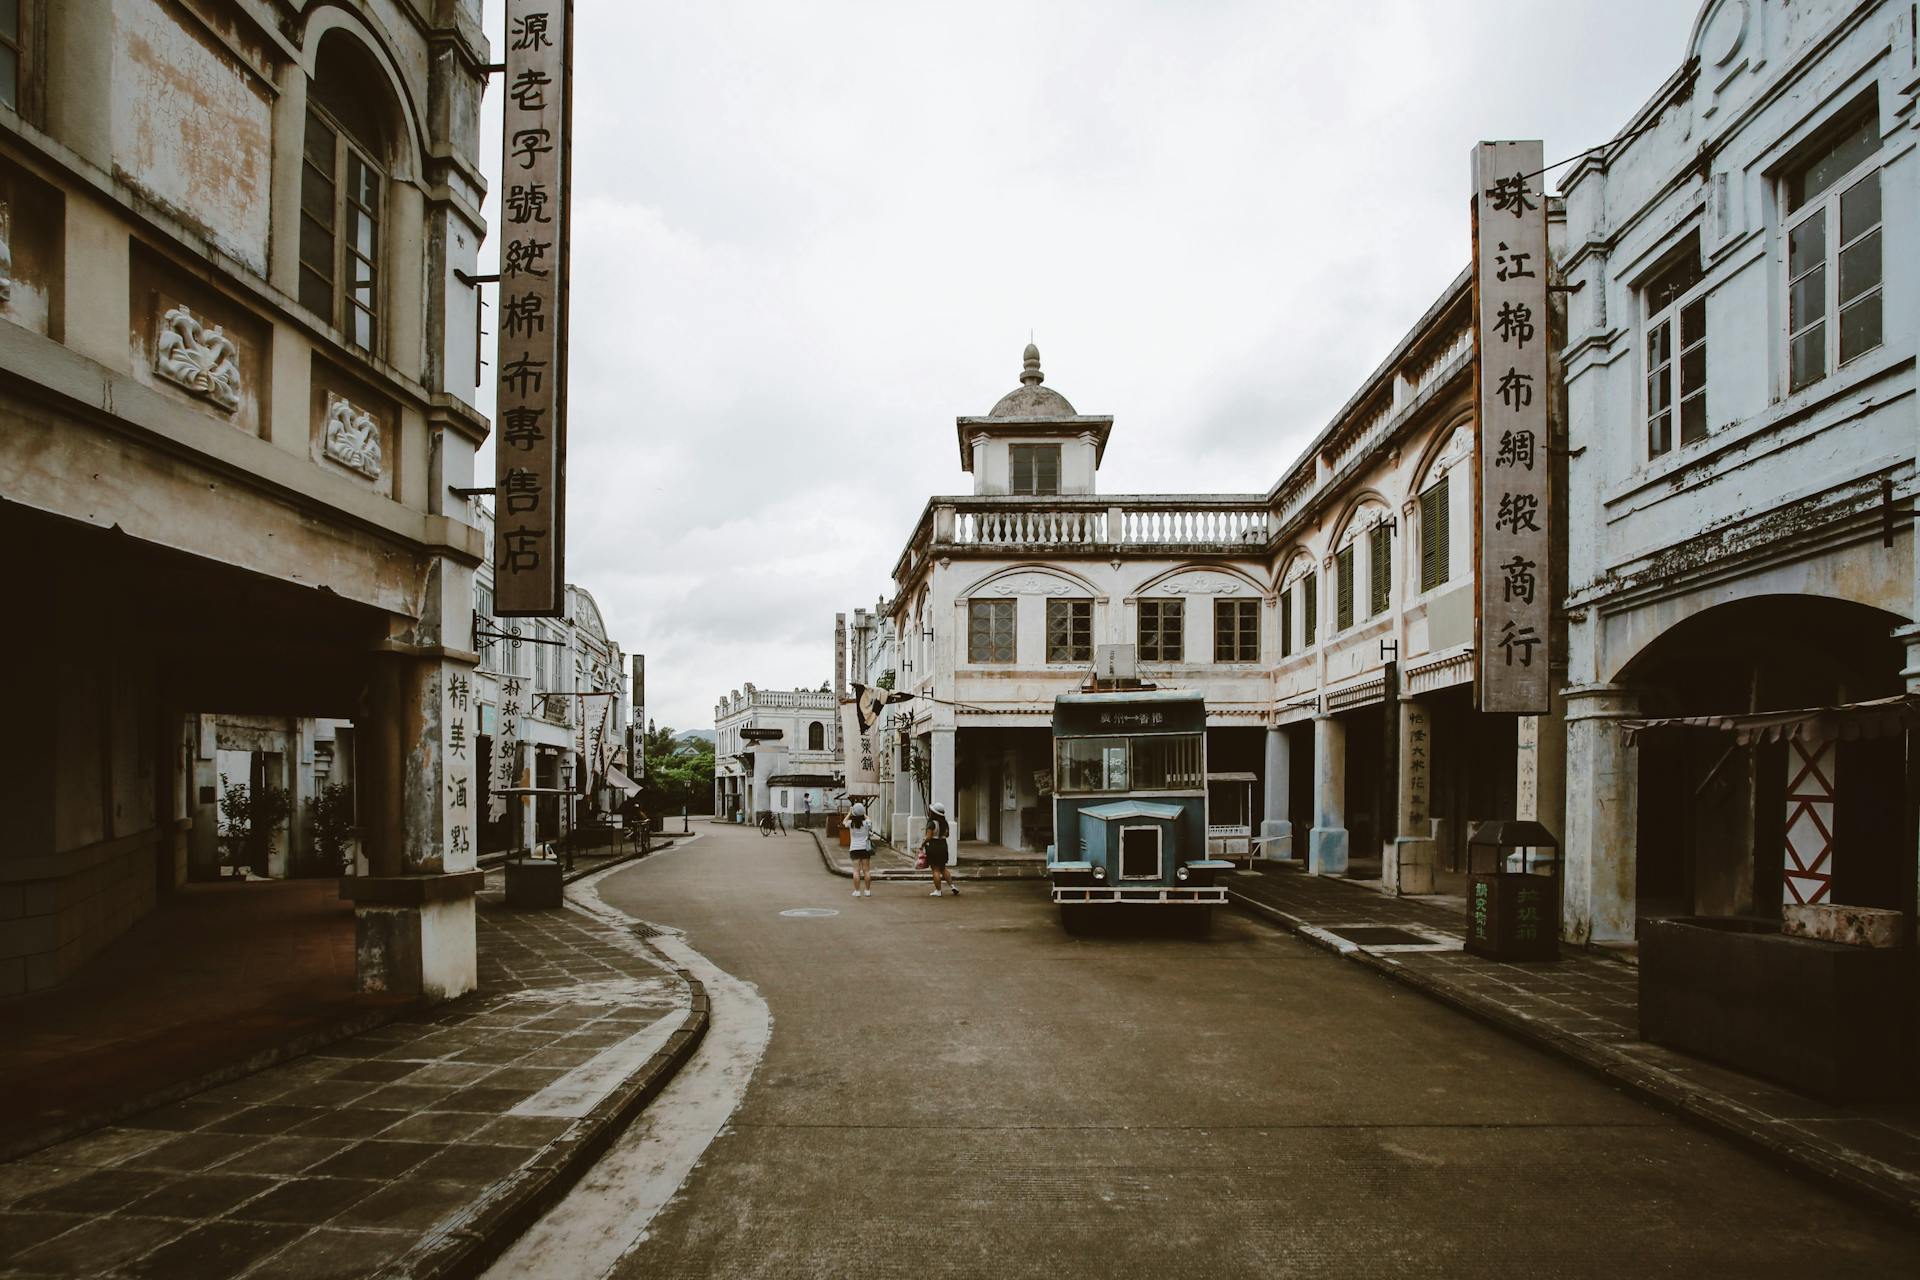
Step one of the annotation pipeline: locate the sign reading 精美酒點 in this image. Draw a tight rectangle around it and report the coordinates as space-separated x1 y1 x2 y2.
1471 140 1551 713
493 0 572 616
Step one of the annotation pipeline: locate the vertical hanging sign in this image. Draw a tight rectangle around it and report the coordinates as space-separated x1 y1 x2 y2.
494 0 573 616
1471 140 1551 713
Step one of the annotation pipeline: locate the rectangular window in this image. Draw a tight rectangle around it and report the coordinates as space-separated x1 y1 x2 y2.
1368 524 1391 618
1138 599 1183 662
1302 572 1317 646
1010 444 1061 496
1213 598 1259 662
1335 545 1355 631
967 599 1015 664
1786 103 1882 393
300 108 384 352
1419 476 1450 592
1280 589 1295 658
0 1 21 111
1046 599 1092 663
1644 242 1707 455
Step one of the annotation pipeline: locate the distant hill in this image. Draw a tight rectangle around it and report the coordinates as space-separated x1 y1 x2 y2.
675 729 716 746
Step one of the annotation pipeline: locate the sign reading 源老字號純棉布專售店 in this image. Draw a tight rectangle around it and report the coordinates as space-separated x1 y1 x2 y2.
1471 140 1551 714
494 0 572 617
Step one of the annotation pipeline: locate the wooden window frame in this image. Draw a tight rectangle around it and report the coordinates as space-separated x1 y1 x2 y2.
1213 598 1259 663
1335 545 1355 632
300 105 386 354
1137 598 1184 663
1783 103 1883 395
1046 598 1092 664
967 599 1016 665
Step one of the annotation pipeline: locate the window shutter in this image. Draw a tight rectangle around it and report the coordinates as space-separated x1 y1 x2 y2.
1369 525 1391 617
1303 573 1317 645
1420 476 1450 592
1336 546 1354 631
1280 590 1294 658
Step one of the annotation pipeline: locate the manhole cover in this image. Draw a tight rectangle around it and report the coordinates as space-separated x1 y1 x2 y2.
779 907 840 919
1326 926 1431 947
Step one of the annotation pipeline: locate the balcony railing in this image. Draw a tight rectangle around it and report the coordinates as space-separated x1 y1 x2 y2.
927 495 1270 558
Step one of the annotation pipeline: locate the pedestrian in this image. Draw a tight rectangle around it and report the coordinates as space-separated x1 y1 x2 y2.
921 801 956 897
847 802 874 898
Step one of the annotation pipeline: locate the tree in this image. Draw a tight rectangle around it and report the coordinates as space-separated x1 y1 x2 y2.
638 725 714 817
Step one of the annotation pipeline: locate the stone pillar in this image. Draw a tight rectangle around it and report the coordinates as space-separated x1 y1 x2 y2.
931 726 957 865
1260 725 1293 860
1308 714 1348 876
1561 684 1639 944
1386 697 1438 894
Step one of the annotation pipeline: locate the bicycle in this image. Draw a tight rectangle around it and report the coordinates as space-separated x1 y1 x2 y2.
758 811 784 836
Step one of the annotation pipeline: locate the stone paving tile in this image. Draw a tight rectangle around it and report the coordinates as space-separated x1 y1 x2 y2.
0 893 695 1278
1230 862 1920 1219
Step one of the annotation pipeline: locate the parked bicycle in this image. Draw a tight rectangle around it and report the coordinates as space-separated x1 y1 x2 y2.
758 810 785 836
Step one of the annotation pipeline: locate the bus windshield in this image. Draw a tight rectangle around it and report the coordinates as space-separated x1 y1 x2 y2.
1056 733 1203 795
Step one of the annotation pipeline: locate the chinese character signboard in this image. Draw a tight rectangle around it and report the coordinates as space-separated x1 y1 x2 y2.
494 0 573 616
1471 140 1550 713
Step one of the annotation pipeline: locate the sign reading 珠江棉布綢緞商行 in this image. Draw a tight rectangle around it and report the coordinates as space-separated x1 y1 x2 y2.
494 0 572 617
1472 140 1551 714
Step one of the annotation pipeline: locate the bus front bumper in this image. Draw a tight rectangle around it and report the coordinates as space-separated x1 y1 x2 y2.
1051 886 1228 905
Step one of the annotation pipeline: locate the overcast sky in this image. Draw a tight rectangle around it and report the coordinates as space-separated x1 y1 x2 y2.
474 0 1702 733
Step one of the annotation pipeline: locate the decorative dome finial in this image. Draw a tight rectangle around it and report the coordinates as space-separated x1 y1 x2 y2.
1020 341 1043 387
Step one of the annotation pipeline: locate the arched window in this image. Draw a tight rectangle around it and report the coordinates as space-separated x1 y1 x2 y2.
808 721 825 751
301 33 400 352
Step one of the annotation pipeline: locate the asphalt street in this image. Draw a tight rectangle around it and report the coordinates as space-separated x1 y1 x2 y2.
571 821 1920 1279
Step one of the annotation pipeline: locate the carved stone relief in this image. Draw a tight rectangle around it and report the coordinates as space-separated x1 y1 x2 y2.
984 572 1084 597
322 392 385 480
154 303 242 411
1154 572 1248 595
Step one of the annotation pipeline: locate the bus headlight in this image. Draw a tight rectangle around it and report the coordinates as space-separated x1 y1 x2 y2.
1092 865 1106 880
1176 866 1190 881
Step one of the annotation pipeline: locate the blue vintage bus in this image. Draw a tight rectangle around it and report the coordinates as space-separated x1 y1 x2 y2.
1046 689 1236 933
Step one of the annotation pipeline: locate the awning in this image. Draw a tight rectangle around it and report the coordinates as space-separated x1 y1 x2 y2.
1207 772 1258 783
765 773 840 787
605 765 641 799
1619 694 1920 745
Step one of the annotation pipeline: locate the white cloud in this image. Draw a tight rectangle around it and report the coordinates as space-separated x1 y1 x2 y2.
475 0 1701 730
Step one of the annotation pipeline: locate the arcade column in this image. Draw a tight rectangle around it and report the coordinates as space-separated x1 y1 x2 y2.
1261 725 1293 860
346 644 482 1000
931 726 956 864
1308 714 1348 876
1561 683 1639 944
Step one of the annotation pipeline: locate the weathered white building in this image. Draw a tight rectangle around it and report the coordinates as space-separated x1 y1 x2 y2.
0 0 492 999
473 506 632 853
713 685 839 823
884 346 1276 857
1556 0 1918 942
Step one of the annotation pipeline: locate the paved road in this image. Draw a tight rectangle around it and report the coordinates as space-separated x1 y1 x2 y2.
574 821 1918 1278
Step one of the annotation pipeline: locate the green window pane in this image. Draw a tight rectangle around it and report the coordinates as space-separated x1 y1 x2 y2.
1838 228 1879 305
1839 293 1882 365
1840 172 1881 244
1787 216 1825 280
1789 323 1826 392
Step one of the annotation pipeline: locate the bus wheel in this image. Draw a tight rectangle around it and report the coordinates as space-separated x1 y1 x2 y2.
1185 906 1213 936
1060 905 1090 935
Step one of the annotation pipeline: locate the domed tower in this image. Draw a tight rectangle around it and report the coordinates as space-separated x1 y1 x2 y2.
956 343 1113 496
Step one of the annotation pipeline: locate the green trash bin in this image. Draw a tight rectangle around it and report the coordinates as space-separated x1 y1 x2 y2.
1464 820 1560 962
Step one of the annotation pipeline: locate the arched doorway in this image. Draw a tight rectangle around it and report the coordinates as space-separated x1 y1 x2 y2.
1619 595 1908 922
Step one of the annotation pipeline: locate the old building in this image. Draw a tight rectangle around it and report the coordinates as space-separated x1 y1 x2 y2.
1 0 492 998
713 684 840 824
885 346 1275 857
1556 0 1918 943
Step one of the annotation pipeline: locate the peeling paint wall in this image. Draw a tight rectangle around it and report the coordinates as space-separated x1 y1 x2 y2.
111 0 272 273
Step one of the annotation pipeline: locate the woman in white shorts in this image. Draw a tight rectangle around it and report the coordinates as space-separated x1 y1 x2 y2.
847 802 874 897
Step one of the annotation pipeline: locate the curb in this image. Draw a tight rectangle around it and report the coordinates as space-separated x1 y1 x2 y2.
1226 888 1920 1227
382 956 712 1279
2 996 424 1164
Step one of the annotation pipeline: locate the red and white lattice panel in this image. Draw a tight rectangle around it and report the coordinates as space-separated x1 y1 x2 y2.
1782 737 1836 905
